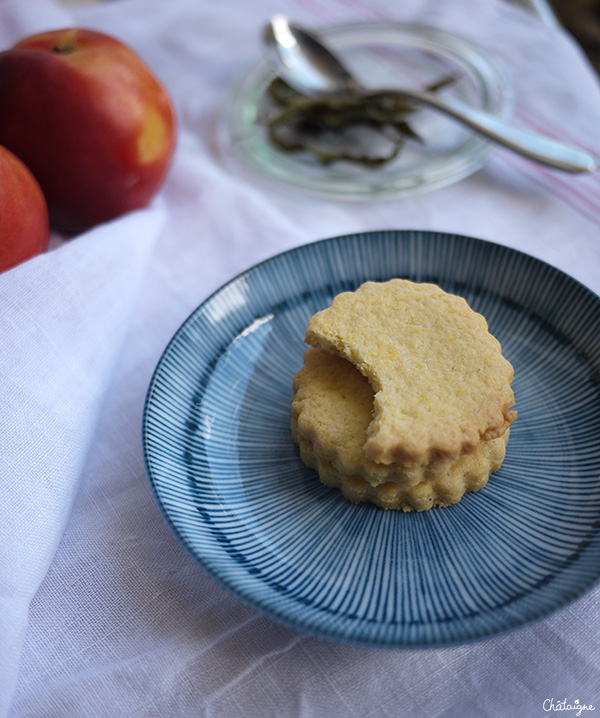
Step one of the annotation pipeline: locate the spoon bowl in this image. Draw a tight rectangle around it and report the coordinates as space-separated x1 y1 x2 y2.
264 14 359 95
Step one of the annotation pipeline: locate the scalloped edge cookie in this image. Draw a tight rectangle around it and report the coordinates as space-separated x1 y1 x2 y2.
292 346 509 511
297 436 507 511
305 279 516 465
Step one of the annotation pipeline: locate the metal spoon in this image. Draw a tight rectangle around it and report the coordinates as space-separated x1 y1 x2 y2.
264 15 597 173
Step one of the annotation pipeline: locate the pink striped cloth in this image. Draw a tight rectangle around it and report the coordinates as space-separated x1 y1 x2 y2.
1 0 599 716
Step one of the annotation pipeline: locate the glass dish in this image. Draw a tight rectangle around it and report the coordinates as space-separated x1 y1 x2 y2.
222 23 513 199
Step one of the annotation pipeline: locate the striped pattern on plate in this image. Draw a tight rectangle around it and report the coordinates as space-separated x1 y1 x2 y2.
142 230 600 647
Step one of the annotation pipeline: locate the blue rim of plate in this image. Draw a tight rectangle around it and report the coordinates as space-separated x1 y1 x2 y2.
142 230 600 648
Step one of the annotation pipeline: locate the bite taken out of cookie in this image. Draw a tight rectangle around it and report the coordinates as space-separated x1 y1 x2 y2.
293 279 516 511
292 346 509 512
305 279 516 467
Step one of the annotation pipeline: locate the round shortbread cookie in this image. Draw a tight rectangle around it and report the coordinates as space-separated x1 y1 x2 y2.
292 346 509 488
291 346 509 511
298 438 505 511
305 279 516 465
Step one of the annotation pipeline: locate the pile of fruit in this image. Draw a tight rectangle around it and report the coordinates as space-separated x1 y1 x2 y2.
0 28 176 272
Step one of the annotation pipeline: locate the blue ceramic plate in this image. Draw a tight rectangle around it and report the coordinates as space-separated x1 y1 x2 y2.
142 230 600 648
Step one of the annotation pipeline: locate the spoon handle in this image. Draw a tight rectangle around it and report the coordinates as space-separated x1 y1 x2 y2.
383 90 597 174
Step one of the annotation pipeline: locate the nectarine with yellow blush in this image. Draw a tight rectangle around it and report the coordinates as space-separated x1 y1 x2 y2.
0 28 176 233
0 145 49 272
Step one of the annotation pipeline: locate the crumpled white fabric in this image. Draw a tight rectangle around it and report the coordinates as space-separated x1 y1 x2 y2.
1 0 599 716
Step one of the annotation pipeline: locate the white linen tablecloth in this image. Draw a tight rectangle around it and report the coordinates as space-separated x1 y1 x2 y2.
1 0 600 715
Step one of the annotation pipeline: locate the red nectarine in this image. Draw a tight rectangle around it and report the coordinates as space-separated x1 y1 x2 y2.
0 28 176 233
0 145 49 272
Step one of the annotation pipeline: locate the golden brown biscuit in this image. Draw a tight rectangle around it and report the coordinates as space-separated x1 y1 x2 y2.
305 279 516 465
292 346 507 487
297 433 507 512
292 346 509 510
